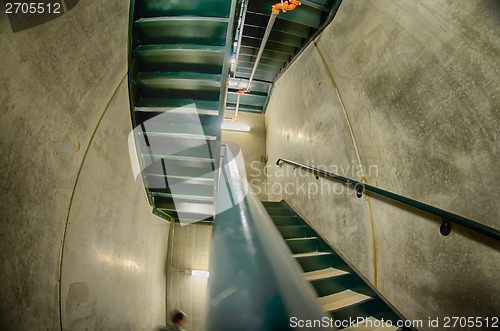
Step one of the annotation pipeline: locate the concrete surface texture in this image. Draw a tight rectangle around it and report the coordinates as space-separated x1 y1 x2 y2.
166 223 212 331
61 79 170 330
265 0 500 327
0 1 170 330
222 111 267 200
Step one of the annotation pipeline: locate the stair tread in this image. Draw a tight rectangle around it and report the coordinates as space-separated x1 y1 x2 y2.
150 192 214 202
135 98 219 115
318 290 372 312
147 174 214 185
136 44 225 52
293 251 330 258
157 201 214 214
136 16 229 23
286 236 317 241
342 317 399 330
304 267 349 281
135 72 222 89
141 153 215 162
136 107 219 116
140 131 217 140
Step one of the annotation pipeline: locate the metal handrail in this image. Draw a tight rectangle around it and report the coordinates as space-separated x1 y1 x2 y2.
276 158 500 241
207 145 328 330
232 0 248 75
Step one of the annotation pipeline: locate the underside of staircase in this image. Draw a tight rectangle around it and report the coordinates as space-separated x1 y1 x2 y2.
128 0 237 224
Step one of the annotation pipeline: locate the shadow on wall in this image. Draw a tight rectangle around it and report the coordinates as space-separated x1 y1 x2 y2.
4 0 80 32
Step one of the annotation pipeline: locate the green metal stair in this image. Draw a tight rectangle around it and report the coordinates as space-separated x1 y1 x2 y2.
228 0 343 114
262 200 412 330
128 0 237 223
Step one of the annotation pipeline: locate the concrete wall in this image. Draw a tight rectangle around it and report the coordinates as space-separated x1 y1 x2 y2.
265 0 500 327
222 111 267 200
166 223 212 331
1 1 170 330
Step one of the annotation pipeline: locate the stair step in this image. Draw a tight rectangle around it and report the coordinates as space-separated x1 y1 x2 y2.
147 174 214 186
144 159 215 178
225 103 263 113
135 72 221 91
135 98 219 116
142 153 215 162
267 208 292 216
141 131 217 141
239 45 292 63
155 198 214 215
242 24 304 48
135 17 229 46
262 201 282 208
342 317 399 330
285 236 317 253
319 290 372 313
135 137 217 162
138 0 231 18
228 77 272 94
227 92 267 107
245 12 311 39
150 192 214 202
149 182 214 198
277 225 307 239
304 268 349 281
285 236 316 241
270 215 300 226
139 123 219 137
134 44 225 73
135 108 220 129
293 251 330 258
135 72 221 100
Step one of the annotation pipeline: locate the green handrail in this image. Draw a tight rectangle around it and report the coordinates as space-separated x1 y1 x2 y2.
276 158 500 241
207 146 329 330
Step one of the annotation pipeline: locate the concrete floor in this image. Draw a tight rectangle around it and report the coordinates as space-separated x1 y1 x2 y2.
1 1 170 330
265 0 500 328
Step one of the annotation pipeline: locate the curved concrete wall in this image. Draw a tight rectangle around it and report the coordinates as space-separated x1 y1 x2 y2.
265 0 500 327
1 2 169 330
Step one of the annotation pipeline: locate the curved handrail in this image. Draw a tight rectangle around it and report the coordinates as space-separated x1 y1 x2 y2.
276 158 500 242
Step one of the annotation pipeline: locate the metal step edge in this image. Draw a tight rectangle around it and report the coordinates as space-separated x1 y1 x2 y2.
319 290 373 313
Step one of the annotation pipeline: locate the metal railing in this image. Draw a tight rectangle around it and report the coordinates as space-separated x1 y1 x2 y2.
207 145 328 330
276 158 500 242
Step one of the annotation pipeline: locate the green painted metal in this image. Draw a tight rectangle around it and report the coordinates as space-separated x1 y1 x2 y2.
276 158 500 241
263 201 413 329
208 145 327 330
229 0 344 114
243 25 305 47
128 0 237 222
246 13 311 38
137 0 231 18
135 17 229 45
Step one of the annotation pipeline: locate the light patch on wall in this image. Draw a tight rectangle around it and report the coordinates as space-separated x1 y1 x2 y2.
222 120 250 132
94 250 141 272
191 270 210 278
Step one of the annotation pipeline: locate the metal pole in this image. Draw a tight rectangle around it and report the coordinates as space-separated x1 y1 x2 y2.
234 92 241 120
233 0 249 75
233 12 277 119
246 12 277 90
